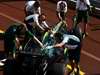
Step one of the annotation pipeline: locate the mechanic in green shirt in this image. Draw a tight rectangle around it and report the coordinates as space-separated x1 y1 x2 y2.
4 24 24 59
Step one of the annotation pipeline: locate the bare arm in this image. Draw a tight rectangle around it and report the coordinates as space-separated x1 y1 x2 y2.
35 21 45 31
54 42 64 48
38 7 41 15
15 37 20 49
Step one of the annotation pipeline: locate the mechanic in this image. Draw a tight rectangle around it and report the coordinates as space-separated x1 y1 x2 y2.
25 0 41 16
56 0 67 21
75 0 91 38
43 28 82 75
4 24 24 59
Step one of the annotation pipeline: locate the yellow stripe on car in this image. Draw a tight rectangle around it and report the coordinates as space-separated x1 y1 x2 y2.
0 29 5 33
66 64 85 75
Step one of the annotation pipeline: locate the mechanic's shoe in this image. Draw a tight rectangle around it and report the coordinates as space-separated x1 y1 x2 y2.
1 58 7 62
75 71 79 75
0 61 4 66
82 32 88 39
13 53 16 59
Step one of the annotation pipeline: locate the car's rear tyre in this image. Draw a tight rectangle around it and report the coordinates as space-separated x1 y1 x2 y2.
46 63 65 75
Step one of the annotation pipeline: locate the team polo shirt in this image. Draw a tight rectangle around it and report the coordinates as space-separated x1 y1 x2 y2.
62 34 80 46
25 14 39 28
76 0 90 11
25 14 48 30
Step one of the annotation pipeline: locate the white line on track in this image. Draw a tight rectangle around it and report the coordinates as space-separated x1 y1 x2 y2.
82 50 100 62
0 12 25 25
0 12 100 62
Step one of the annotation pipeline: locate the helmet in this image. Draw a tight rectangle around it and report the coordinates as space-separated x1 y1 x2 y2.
16 24 25 35
59 1 66 10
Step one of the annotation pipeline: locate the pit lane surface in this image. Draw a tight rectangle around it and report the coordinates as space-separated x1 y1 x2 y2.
0 1 100 75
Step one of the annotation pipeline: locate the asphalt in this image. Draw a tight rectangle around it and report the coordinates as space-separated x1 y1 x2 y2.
0 1 100 75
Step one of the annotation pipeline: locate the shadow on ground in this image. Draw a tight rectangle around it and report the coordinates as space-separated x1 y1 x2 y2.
91 73 100 75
